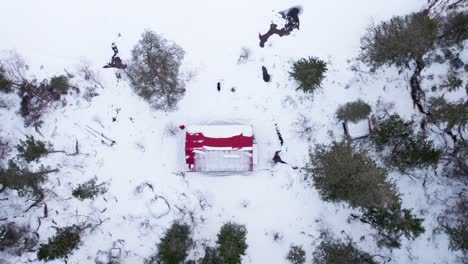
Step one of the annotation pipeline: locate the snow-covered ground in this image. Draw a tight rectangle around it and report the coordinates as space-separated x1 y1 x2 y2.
0 0 465 263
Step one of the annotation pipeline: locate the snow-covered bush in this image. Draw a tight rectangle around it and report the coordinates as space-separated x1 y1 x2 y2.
200 246 222 264
37 225 82 261
237 47 250 64
127 30 186 111
49 75 70 94
286 245 306 264
19 80 67 128
16 135 50 163
438 195 468 258
0 160 56 199
289 57 327 93
336 99 371 123
305 140 398 209
0 222 37 256
360 12 437 68
72 177 107 200
428 97 467 133
146 222 193 264
0 140 11 168
217 222 248 264
0 65 14 93
371 114 442 172
437 11 468 48
312 231 378 264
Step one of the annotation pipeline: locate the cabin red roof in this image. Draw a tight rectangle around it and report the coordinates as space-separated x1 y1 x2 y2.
185 125 254 172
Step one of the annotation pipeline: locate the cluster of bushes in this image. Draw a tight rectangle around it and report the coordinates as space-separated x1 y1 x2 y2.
146 222 248 264
305 140 425 248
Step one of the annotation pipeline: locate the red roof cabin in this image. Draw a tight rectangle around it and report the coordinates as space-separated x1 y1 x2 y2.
185 125 255 172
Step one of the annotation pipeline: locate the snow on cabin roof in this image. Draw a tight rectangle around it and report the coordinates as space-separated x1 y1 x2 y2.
187 125 253 138
185 124 254 172
346 119 370 138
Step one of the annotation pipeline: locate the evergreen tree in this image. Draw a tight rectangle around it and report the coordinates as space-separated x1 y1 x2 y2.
357 206 425 248
360 12 438 68
371 114 442 171
217 223 248 264
0 160 56 199
156 222 193 264
305 141 398 209
313 232 378 264
72 177 107 200
0 65 13 93
200 246 223 264
289 57 327 93
37 225 82 261
16 135 50 162
127 30 186 111
0 222 38 256
286 245 306 264
336 100 371 123
49 75 70 94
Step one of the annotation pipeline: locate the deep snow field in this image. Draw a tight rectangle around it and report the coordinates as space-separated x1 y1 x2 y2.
0 0 466 263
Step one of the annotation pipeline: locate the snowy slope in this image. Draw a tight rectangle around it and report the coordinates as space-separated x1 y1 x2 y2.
1 0 464 263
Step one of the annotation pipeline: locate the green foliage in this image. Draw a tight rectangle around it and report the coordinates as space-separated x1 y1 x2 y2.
336 100 371 122
37 225 81 261
127 30 186 111
0 160 52 199
0 140 11 168
286 245 306 264
305 141 398 209
440 195 468 255
0 222 37 256
312 232 378 264
360 12 438 68
156 222 193 264
72 177 107 200
0 65 13 93
200 247 223 264
437 11 468 47
16 135 50 162
358 206 425 248
440 71 463 91
371 114 442 171
428 97 467 131
217 222 248 264
49 75 70 94
289 57 327 93
19 80 66 127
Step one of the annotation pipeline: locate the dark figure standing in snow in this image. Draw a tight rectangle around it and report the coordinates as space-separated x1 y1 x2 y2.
104 43 127 69
259 6 302 48
280 7 300 31
262 66 270 82
217 82 221 92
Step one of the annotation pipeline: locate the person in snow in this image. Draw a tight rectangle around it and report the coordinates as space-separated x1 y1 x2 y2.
262 66 271 82
217 82 221 92
280 6 301 31
104 43 127 69
259 6 303 47
111 42 119 57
